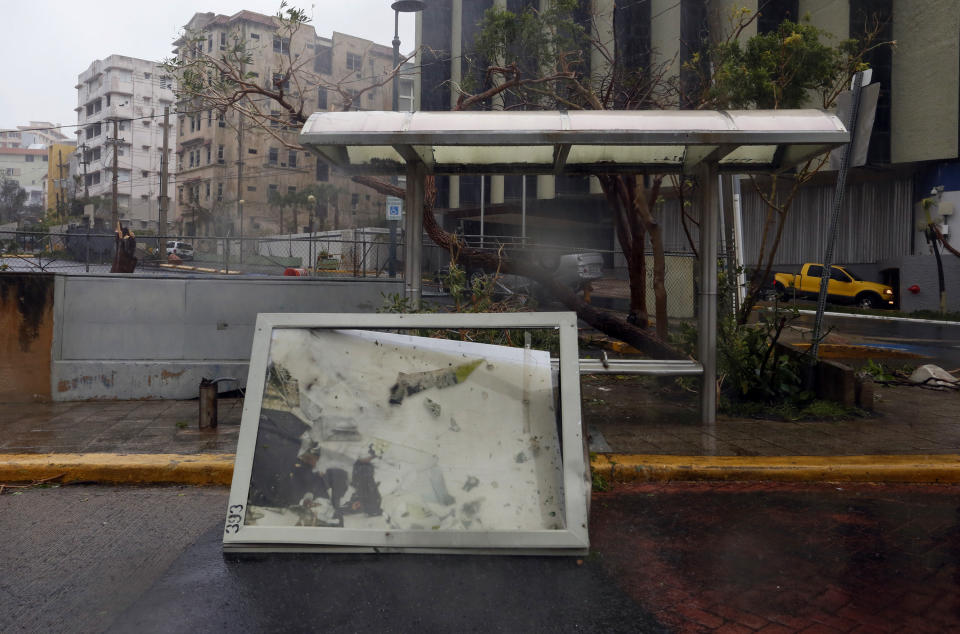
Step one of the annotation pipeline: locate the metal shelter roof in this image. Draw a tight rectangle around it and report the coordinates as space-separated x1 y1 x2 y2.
299 109 848 175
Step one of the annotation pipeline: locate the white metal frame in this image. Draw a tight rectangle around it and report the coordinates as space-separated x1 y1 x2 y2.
224 311 590 554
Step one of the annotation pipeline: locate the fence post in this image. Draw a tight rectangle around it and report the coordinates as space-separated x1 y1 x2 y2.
85 233 90 272
223 236 229 275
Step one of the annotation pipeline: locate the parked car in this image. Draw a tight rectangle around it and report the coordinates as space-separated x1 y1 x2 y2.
771 262 894 309
166 240 195 261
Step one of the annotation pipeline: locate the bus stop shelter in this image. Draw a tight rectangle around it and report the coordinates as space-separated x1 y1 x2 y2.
299 109 848 425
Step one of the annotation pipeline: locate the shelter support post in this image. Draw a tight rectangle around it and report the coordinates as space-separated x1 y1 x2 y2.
404 161 426 306
698 162 719 426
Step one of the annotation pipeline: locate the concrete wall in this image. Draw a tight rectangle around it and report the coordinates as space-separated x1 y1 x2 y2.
878 255 960 313
0 274 54 402
51 274 402 400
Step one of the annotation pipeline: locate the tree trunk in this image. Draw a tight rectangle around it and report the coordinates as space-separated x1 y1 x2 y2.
633 176 668 340
353 174 686 360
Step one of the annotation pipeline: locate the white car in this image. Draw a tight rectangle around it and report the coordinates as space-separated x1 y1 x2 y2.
166 241 194 260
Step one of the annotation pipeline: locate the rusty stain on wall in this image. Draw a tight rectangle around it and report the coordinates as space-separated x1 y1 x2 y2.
161 369 186 382
56 373 117 394
0 274 54 402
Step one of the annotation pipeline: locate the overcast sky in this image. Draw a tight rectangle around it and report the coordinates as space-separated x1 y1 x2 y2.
0 0 418 133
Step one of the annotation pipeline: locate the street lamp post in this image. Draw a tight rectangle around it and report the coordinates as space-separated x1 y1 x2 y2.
389 1 424 279
307 194 317 275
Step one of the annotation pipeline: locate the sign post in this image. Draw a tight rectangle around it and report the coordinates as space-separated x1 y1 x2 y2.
386 196 402 277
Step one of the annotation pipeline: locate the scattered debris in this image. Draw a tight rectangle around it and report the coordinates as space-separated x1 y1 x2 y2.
908 364 960 390
389 359 484 405
424 398 442 418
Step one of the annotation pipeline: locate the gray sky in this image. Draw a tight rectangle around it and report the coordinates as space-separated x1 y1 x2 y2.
0 0 418 133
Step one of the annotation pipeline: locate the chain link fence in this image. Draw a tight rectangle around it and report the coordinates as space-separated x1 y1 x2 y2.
0 228 698 318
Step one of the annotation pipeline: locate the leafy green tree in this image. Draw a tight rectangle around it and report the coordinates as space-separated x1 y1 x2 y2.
0 178 27 225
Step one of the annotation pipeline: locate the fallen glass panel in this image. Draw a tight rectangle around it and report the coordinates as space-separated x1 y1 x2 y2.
225 312 589 554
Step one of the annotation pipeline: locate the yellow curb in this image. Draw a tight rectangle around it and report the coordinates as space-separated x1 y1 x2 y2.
0 453 235 486
591 454 960 484
4 453 960 486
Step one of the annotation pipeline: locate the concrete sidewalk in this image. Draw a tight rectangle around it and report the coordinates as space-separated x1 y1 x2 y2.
2 395 960 485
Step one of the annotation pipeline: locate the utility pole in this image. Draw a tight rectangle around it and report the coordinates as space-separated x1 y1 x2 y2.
57 149 67 225
159 106 170 244
110 119 120 228
233 23 247 263
237 111 244 250
78 142 90 200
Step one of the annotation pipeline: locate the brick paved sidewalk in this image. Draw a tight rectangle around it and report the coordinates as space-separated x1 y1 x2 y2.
2 381 960 457
591 481 960 633
0 399 242 455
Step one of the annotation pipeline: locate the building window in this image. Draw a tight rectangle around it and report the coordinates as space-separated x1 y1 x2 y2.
217 182 223 200
346 52 362 71
273 36 290 54
207 109 212 126
272 73 289 92
287 186 296 195
141 170 149 177
217 112 225 128
247 186 256 192
205 182 211 199
206 146 211 164
268 148 278 165
250 33 259 40
316 161 328 181
144 72 151 79
207 34 213 52
351 193 359 209
248 148 257 154
220 32 227 49
217 145 224 163
106 95 111 106
25 155 34 162
288 150 297 168
314 47 332 74
317 86 327 110
270 111 280 127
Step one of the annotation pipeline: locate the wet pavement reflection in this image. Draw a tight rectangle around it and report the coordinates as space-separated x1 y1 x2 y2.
591 482 960 632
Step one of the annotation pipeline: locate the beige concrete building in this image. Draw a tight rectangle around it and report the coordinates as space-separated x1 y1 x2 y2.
173 10 395 237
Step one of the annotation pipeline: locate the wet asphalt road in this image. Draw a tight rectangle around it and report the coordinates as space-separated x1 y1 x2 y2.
794 311 960 368
3 482 959 633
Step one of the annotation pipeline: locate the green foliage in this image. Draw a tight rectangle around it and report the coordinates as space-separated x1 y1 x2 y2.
702 16 873 110
676 265 810 404
0 178 27 224
591 470 611 492
861 359 895 383
470 0 590 106
723 397 866 421
379 261 558 352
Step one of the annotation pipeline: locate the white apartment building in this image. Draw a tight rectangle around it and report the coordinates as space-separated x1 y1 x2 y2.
0 122 73 149
75 55 177 229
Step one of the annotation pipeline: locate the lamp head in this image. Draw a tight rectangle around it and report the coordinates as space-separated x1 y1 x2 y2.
391 0 425 13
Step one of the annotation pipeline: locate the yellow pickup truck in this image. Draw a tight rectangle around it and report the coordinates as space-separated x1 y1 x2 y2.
772 263 895 309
